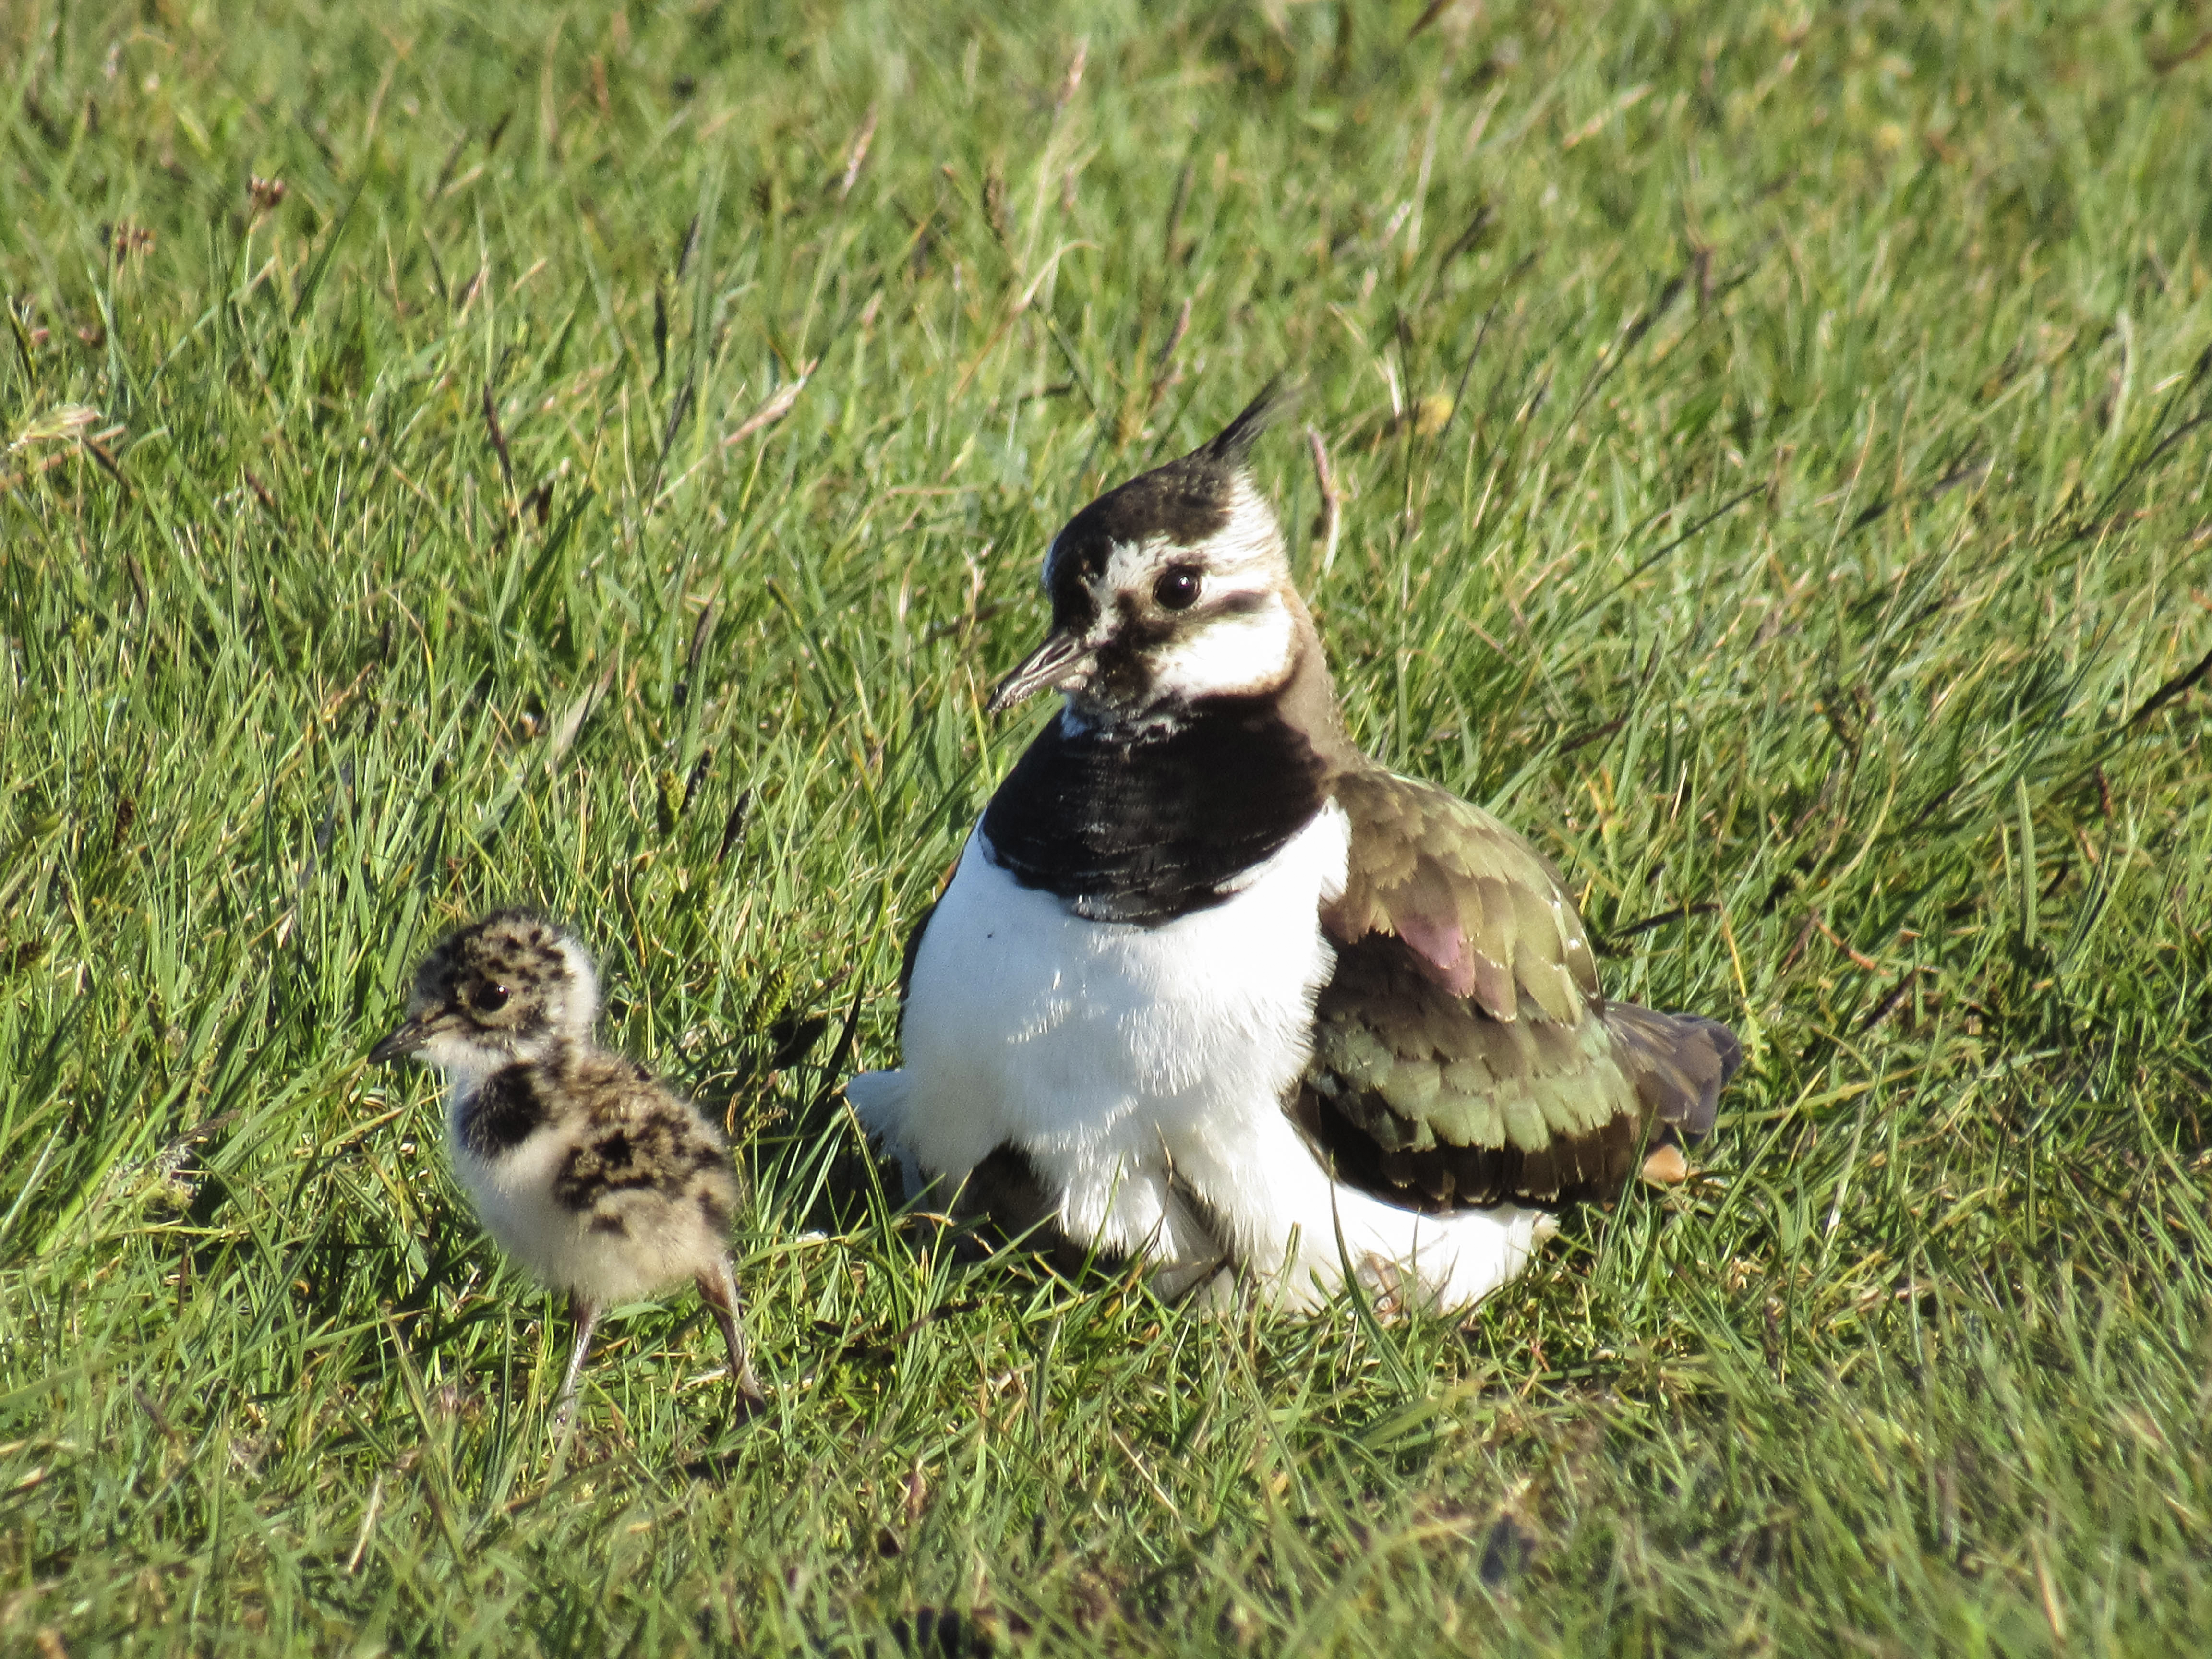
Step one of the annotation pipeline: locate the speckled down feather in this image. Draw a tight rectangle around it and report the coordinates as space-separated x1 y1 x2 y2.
452 1045 741 1304
372 908 762 1414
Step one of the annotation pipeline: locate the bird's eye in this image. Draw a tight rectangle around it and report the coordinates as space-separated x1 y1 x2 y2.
476 984 511 1013
1153 567 1202 611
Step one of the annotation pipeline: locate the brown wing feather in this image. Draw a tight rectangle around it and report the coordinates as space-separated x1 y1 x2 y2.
1301 769 1739 1210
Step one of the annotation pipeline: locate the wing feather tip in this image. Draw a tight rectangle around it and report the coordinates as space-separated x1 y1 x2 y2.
1601 1002 1742 1138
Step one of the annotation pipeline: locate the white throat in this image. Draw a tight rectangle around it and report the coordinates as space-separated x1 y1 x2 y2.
421 1032 517 1102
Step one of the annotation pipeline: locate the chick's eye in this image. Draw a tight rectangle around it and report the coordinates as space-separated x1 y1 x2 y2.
1153 568 1202 611
475 984 511 1013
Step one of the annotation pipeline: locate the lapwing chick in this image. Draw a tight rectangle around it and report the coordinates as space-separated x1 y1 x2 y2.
849 386 1741 1313
370 909 763 1428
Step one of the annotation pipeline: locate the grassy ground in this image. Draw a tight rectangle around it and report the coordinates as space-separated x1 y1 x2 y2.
5 0 2211 1651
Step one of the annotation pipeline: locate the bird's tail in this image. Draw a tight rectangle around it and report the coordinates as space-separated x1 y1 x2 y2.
1600 1002 1742 1139
842 1069 928 1202
842 1068 909 1141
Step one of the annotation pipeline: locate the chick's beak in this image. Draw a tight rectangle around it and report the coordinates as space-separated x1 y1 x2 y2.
985 627 1095 716
369 1015 433 1066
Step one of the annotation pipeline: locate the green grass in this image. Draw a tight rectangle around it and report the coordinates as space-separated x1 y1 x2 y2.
5 0 2211 1651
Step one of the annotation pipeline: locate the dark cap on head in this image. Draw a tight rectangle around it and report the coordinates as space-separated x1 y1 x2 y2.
1042 379 1296 631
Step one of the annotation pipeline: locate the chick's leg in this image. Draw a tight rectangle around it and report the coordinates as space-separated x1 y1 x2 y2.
696 1255 765 1411
551 1292 603 1432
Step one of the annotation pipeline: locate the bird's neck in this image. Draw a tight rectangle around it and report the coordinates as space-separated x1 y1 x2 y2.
434 1034 574 1110
1270 609 1359 771
980 622 1348 926
425 1037 521 1107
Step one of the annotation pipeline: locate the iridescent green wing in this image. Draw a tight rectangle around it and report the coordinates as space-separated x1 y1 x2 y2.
1299 770 1737 1209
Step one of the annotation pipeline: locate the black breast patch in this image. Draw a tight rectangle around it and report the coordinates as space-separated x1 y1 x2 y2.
979 695 1329 925
456 1065 549 1158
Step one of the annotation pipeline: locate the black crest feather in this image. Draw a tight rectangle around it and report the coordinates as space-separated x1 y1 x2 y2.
1197 377 1296 468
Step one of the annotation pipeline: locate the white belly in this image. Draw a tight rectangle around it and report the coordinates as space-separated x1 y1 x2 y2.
445 1111 706 1307
847 803 1553 1311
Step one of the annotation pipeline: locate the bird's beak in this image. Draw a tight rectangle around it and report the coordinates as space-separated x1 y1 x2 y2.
986 627 1095 716
369 1016 433 1066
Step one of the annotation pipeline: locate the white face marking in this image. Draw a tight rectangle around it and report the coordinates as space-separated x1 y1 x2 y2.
1062 477 1302 711
1145 594 1296 704
1200 474 1288 576
1082 476 1284 598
